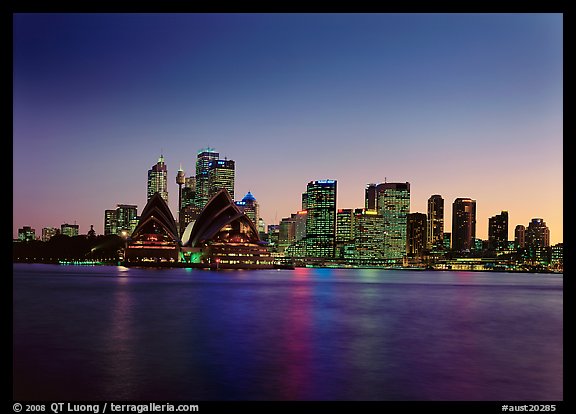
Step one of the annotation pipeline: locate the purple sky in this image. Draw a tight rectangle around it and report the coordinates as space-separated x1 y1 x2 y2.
13 13 563 244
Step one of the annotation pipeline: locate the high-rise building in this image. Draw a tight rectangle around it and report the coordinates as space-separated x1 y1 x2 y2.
18 226 36 241
208 159 235 200
488 211 508 251
336 209 355 259
235 191 259 226
304 180 337 258
147 154 168 203
354 209 385 260
525 218 550 249
407 212 427 257
105 205 138 236
194 148 219 209
104 209 117 236
427 195 444 250
377 182 410 259
42 227 59 242
514 224 526 249
116 204 138 236
365 183 377 210
452 198 476 252
278 216 296 253
61 223 79 237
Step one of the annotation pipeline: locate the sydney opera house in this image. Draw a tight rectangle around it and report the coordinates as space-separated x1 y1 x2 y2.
124 189 273 269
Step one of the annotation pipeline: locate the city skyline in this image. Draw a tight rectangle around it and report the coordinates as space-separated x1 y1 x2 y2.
13 13 563 244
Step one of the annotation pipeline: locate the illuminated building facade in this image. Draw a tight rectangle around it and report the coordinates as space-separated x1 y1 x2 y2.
147 154 168 203
235 191 259 226
427 195 444 250
336 208 355 258
18 226 36 241
377 182 410 259
488 211 508 251
42 227 59 242
194 148 219 209
61 223 79 237
304 180 337 258
354 209 385 260
525 218 550 262
407 212 427 257
208 159 235 200
451 198 476 251
105 205 138 236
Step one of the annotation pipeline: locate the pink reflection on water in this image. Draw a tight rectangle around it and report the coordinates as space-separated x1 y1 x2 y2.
277 270 313 399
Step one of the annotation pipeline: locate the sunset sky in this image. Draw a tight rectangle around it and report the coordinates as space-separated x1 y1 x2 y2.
13 13 563 244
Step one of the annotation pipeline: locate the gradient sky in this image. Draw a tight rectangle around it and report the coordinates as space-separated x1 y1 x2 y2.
13 13 563 244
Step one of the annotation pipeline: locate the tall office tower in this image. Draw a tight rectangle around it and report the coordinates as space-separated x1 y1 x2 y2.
376 182 410 259
18 226 36 241
305 180 337 258
514 224 526 249
336 208 355 258
42 227 59 242
278 216 297 253
147 154 168 203
301 192 308 210
294 210 307 242
427 195 444 249
61 223 79 237
258 218 267 240
181 176 196 209
354 209 385 260
116 204 138 235
208 159 235 200
194 148 219 209
407 212 427 257
451 198 476 252
365 183 377 210
525 218 550 249
235 191 259 226
488 211 509 251
267 224 280 250
104 209 117 236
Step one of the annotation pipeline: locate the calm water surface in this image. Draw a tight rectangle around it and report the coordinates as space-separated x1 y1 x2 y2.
13 263 563 401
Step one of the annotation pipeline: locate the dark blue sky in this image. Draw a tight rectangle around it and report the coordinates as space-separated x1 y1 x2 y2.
13 13 563 242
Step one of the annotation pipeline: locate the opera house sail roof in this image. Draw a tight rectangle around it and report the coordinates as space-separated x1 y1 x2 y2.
181 189 273 269
124 192 180 263
184 188 260 248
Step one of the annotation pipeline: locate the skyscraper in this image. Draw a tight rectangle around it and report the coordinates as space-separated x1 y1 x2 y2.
336 208 355 259
194 148 219 209
354 209 385 260
488 211 508 251
407 212 427 257
514 224 526 249
235 191 259 226
147 154 168 203
208 159 235 200
452 198 476 252
376 182 410 259
116 204 138 236
304 180 337 258
365 183 377 210
525 218 550 249
427 195 444 250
